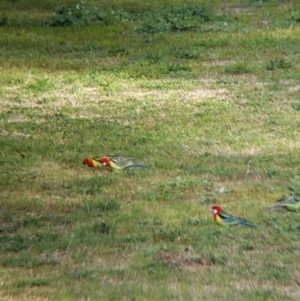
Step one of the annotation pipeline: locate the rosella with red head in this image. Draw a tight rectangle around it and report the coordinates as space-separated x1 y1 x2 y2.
211 205 257 228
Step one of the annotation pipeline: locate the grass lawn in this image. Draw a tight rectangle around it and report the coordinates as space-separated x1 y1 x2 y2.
1 0 300 300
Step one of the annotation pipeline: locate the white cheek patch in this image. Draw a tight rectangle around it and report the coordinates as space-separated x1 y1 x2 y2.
212 209 217 214
103 162 107 166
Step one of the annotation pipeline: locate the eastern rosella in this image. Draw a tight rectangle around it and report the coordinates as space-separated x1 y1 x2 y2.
82 157 102 168
98 156 150 170
211 205 258 228
263 195 300 212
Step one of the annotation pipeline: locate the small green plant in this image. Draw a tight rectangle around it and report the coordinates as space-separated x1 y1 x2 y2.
173 49 200 59
137 3 212 34
15 278 49 288
81 199 120 216
23 215 45 227
90 221 114 235
290 102 300 111
108 46 129 57
0 234 30 252
27 78 54 94
290 10 300 22
168 63 192 72
224 62 252 74
45 1 131 27
266 59 292 70
0 13 8 27
46 1 90 27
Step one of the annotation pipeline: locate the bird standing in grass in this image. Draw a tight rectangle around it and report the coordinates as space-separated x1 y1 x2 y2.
211 205 258 228
82 157 102 168
98 156 150 170
263 195 300 212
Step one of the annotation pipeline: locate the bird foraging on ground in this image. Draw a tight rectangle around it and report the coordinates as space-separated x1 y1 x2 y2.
263 195 300 212
211 205 258 228
82 157 102 168
98 156 150 170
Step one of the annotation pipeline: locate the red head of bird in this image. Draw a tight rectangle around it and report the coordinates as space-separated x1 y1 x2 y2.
82 157 93 167
99 156 110 167
211 205 222 215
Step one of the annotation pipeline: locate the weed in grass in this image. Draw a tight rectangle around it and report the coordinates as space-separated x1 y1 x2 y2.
108 46 129 57
168 62 192 73
27 77 54 94
286 182 300 195
22 214 45 227
80 199 120 217
1 209 14 223
0 13 8 27
173 48 200 60
118 234 148 244
224 62 253 74
78 220 116 238
14 278 49 288
96 76 117 96
137 3 212 34
45 2 117 27
0 234 30 252
90 221 113 235
0 253 58 268
290 102 300 111
45 1 212 32
266 59 292 71
290 9 300 23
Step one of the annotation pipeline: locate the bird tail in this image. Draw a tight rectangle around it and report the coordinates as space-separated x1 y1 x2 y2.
263 204 284 212
129 163 150 169
239 220 258 228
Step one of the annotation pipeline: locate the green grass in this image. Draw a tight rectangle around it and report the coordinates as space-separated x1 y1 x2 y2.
1 0 300 300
